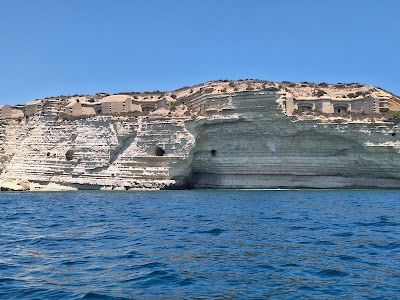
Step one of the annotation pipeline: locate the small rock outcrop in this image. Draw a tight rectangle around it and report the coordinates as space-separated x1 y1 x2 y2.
29 182 78 191
1 181 25 191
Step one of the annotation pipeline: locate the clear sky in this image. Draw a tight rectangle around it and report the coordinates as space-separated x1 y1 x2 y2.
0 0 399 104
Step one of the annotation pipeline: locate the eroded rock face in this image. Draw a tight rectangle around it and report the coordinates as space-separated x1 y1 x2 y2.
0 116 195 189
1 82 400 189
190 96 400 189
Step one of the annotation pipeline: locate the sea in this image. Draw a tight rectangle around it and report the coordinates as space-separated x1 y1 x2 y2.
0 190 399 299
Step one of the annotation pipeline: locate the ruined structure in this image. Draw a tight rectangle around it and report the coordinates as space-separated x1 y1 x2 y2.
1 80 400 190
0 105 24 119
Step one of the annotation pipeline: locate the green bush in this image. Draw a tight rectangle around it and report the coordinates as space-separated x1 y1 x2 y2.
169 103 177 111
315 90 327 97
354 91 363 98
347 93 355 98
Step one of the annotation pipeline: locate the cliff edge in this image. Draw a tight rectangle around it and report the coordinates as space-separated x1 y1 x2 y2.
1 79 400 190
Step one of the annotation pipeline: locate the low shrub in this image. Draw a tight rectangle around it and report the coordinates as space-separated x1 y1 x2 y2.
315 90 327 97
169 103 177 111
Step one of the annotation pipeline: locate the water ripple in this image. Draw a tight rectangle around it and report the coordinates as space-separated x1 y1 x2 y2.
0 190 399 299
317 269 349 278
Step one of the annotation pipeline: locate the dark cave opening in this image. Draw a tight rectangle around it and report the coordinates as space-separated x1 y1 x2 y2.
155 146 165 157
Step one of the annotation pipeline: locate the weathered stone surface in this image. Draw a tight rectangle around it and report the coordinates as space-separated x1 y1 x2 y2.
30 182 78 191
1 80 400 189
100 186 113 191
17 179 30 190
186 92 400 189
1 181 24 191
113 186 126 191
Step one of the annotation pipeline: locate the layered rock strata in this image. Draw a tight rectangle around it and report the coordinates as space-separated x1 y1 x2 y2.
1 80 400 189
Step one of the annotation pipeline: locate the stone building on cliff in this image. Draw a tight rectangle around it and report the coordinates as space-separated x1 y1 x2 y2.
0 105 24 119
99 95 135 114
25 100 42 116
284 95 376 115
63 99 96 117
3 80 397 121
62 94 169 117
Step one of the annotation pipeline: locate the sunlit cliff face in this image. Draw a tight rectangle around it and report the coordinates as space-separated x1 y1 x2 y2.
1 80 400 190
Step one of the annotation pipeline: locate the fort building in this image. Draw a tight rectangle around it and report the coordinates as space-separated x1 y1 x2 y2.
0 105 24 119
25 100 42 116
284 94 377 116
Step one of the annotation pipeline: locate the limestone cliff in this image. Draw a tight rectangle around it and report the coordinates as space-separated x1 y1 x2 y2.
1 80 400 190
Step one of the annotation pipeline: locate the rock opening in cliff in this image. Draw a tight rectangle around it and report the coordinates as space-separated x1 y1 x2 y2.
211 150 217 157
65 149 74 161
155 146 165 157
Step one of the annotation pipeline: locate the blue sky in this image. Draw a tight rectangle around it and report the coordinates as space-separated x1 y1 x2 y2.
0 0 399 104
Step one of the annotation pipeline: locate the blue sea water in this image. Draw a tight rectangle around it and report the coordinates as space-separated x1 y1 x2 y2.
0 190 400 299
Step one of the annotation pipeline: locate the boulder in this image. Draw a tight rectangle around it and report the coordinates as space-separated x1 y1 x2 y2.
100 186 113 191
17 179 30 190
30 182 78 191
44 183 78 191
113 186 126 191
1 181 24 191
